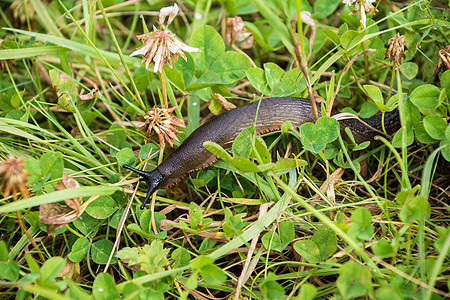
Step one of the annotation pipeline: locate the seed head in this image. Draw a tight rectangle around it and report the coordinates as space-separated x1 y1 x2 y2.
138 106 186 148
0 155 30 201
432 45 450 76
385 33 407 66
9 0 36 25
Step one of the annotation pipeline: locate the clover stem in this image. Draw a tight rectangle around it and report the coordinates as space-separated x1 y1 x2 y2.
16 210 45 263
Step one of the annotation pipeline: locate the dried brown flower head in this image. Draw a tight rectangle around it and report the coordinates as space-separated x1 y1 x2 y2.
138 106 185 147
385 33 407 66
130 4 198 73
0 58 16 72
225 16 254 49
8 0 36 25
432 45 450 76
0 155 30 201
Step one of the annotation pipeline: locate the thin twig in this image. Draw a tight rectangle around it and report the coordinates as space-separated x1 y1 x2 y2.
327 49 375 117
234 202 272 300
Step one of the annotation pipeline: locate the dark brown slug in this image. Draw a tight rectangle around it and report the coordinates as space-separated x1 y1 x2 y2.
124 97 400 208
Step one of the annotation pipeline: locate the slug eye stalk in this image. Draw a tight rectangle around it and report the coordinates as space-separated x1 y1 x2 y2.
123 165 165 209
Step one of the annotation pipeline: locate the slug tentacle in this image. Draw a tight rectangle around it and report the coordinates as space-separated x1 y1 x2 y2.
126 97 400 209
123 164 165 209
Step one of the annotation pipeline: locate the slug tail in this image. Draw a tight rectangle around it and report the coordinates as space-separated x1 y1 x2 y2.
123 165 165 209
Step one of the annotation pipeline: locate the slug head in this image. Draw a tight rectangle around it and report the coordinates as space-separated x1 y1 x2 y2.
123 165 165 209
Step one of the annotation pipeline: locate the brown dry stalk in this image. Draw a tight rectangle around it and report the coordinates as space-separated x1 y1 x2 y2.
369 253 449 297
327 49 376 116
234 202 272 300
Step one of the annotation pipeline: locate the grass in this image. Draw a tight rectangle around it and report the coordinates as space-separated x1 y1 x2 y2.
0 0 449 299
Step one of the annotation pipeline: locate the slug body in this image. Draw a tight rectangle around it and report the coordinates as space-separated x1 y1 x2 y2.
124 97 400 208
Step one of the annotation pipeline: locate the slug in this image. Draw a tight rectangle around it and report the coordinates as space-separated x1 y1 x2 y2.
124 97 400 208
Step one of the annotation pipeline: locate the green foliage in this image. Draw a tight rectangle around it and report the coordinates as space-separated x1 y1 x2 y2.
299 116 340 153
85 196 118 219
189 202 202 230
399 195 430 223
223 207 245 237
364 84 396 111
115 148 135 167
190 255 227 286
400 62 418 80
347 207 374 241
372 238 395 259
68 237 90 263
293 226 337 264
93 273 119 300
91 240 116 265
410 84 441 110
0 242 19 281
40 152 64 181
116 240 169 274
337 261 372 298
261 272 285 299
246 63 306 97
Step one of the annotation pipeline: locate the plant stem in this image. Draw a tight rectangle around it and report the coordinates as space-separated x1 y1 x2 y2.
374 136 411 190
387 63 395 99
272 176 385 281
161 71 168 109
293 0 318 120
16 211 45 263
56 0 145 111
395 68 411 190
337 136 385 212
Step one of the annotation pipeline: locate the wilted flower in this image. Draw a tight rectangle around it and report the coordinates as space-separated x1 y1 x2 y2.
343 0 377 28
130 4 198 73
225 16 254 49
385 33 407 66
8 0 36 25
432 45 450 76
0 59 15 72
138 106 185 147
0 155 30 201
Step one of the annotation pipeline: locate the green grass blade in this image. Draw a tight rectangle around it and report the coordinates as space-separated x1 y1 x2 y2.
0 186 120 213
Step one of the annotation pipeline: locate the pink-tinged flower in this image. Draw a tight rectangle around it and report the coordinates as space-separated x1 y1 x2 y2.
137 106 186 147
130 4 198 73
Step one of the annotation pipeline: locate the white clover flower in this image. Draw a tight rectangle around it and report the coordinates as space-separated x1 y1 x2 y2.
343 0 377 28
130 4 199 73
159 3 179 26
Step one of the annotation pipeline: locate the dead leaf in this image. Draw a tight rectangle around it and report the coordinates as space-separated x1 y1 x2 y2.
79 85 98 101
217 94 236 111
39 174 83 234
54 173 82 212
324 168 344 204
225 16 254 49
